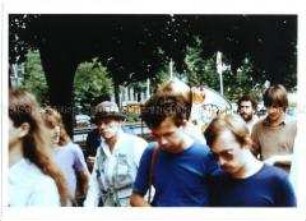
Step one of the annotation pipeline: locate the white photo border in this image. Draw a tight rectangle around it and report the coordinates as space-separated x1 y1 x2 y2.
1 0 306 221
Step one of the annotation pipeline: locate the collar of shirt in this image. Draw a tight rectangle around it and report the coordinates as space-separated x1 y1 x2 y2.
263 114 290 127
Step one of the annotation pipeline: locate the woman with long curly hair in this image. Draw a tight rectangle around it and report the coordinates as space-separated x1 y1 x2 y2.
9 89 69 206
42 107 90 205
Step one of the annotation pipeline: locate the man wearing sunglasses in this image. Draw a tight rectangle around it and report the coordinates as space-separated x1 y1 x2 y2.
204 114 296 207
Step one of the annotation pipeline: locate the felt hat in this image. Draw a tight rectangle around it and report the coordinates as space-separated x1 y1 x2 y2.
94 101 126 122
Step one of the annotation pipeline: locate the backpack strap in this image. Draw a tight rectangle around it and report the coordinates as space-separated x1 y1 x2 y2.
148 142 159 203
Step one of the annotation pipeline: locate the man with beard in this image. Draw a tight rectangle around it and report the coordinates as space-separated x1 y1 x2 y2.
237 95 259 132
204 114 296 207
251 85 297 171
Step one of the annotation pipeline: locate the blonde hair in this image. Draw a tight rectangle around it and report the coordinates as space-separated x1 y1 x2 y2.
42 107 71 146
157 78 205 105
9 89 70 206
156 78 206 123
204 113 252 148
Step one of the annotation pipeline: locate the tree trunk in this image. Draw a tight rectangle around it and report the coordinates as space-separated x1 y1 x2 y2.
114 80 121 108
40 48 78 137
9 64 14 88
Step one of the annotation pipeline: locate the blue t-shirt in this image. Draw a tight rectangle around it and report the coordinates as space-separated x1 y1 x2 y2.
133 142 218 207
210 164 296 207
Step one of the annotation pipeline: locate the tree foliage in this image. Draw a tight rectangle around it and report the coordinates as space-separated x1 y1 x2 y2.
190 15 297 88
184 38 266 102
185 37 219 88
149 64 172 93
9 15 39 64
74 59 113 114
20 50 49 105
10 14 297 89
19 51 113 115
9 14 297 134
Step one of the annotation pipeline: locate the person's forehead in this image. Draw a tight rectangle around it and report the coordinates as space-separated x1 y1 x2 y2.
240 100 252 106
212 130 238 151
151 117 178 134
266 104 282 108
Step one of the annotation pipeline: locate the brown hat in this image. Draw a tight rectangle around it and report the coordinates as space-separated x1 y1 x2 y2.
94 101 126 122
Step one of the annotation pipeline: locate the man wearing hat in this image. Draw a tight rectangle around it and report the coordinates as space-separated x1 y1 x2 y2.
84 101 148 207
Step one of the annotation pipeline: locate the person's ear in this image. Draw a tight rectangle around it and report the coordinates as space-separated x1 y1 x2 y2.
18 122 30 138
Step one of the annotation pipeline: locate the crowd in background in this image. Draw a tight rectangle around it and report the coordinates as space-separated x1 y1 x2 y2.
8 80 297 207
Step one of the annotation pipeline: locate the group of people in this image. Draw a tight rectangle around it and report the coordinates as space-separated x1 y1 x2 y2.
8 80 297 207
9 90 90 206
9 90 69 206
237 85 296 170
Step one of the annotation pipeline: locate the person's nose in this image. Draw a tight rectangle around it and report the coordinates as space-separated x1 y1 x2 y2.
267 107 277 114
158 136 168 146
99 122 106 130
218 157 226 167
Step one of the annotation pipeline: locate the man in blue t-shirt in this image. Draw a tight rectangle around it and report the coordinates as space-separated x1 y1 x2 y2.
204 114 296 207
130 94 218 207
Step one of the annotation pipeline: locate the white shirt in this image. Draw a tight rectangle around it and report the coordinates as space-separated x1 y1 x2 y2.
84 131 147 207
9 158 60 207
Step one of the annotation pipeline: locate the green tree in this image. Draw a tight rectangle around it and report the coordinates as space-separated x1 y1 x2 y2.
10 15 296 135
150 64 171 93
184 39 264 103
185 38 221 89
21 50 49 105
74 59 113 115
20 52 113 116
185 38 205 86
222 57 264 102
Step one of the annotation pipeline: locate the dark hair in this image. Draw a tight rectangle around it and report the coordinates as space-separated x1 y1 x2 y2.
157 78 191 104
237 95 257 110
141 94 191 129
9 89 70 206
263 84 288 111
